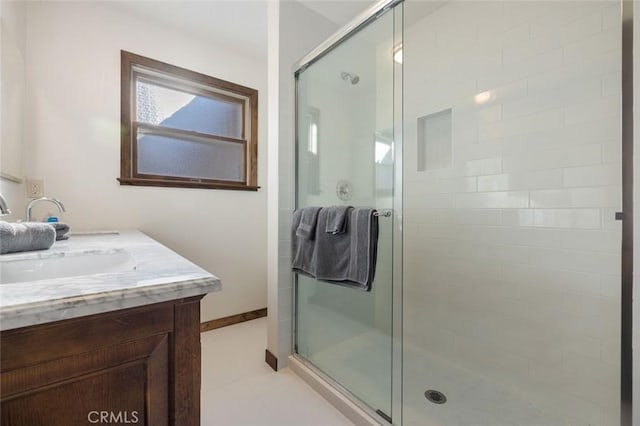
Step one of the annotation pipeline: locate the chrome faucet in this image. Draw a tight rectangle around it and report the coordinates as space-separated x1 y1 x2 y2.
26 197 65 222
0 193 11 216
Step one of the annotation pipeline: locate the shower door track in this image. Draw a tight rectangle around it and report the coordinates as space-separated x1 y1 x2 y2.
293 0 403 75
289 353 392 425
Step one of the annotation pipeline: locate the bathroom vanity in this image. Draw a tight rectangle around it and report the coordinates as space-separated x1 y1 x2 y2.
0 231 221 425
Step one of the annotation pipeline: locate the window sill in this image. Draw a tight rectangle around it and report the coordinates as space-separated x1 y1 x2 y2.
117 177 260 191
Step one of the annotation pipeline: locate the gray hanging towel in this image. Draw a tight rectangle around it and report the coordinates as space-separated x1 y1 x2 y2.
291 207 378 291
324 205 353 234
292 208 317 275
295 206 322 240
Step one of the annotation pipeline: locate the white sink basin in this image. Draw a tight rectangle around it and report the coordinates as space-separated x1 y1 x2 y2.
0 250 137 284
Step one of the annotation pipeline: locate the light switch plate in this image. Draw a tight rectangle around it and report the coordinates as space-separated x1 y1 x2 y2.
25 178 44 198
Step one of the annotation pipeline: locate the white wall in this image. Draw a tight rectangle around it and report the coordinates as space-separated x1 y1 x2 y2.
404 1 622 425
22 1 267 322
0 0 26 221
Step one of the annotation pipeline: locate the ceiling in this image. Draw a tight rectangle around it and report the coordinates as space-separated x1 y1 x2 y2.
113 1 269 60
296 0 375 27
111 1 435 63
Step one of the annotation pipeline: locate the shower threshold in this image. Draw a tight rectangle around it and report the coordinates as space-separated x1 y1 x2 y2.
288 355 390 426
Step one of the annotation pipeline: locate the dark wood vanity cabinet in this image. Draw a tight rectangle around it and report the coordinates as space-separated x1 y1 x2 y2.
0 296 204 426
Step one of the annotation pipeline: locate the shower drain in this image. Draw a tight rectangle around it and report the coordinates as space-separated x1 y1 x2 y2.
424 389 447 404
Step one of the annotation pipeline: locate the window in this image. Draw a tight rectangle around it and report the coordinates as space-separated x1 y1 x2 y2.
119 51 259 190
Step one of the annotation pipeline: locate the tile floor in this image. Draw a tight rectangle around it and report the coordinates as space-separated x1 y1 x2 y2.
200 317 353 426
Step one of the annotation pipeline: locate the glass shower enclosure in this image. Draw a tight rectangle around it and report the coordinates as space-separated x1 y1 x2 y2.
294 3 402 422
293 1 628 425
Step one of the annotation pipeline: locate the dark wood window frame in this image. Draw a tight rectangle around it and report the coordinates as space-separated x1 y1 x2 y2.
119 50 259 191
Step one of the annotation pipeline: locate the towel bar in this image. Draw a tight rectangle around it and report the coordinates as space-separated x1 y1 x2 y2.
374 210 392 217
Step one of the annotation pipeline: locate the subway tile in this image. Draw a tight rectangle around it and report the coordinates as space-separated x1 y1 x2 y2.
601 336 621 366
600 274 621 299
476 104 502 123
564 27 620 65
464 157 502 176
484 50 564 93
456 191 529 209
525 117 620 152
601 409 621 426
435 208 501 226
502 76 601 120
564 94 620 125
414 222 460 241
500 209 534 227
501 263 602 297
601 4 621 30
560 353 620 406
471 226 620 252
529 188 576 208
601 207 622 230
532 209 601 229
528 53 618 96
477 169 562 192
453 139 503 161
602 139 621 163
502 1 553 27
436 25 478 52
478 21 530 50
556 311 613 343
403 207 437 224
419 193 456 209
476 79 528 106
530 8 602 46
561 333 602 361
503 144 602 172
499 208 603 229
530 187 621 208
563 163 621 188
462 136 529 163
526 227 621 252
529 1 608 27
528 246 619 274
478 108 564 143
437 176 477 193
563 292 619 323
602 71 621 96
443 240 530 265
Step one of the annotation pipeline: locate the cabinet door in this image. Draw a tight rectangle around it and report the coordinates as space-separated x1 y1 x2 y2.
1 302 176 426
1 334 169 426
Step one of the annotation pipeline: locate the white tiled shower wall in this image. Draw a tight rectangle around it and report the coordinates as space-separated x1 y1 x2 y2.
404 1 622 425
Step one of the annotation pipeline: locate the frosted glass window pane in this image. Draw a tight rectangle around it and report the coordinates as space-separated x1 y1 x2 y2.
136 80 243 139
137 134 244 182
417 108 452 171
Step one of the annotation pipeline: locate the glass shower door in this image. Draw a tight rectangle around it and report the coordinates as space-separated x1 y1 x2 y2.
294 7 400 419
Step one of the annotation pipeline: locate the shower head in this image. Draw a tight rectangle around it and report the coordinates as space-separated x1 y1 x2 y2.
341 72 360 85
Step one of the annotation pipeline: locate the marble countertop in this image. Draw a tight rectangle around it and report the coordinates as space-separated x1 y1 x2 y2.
0 230 221 331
